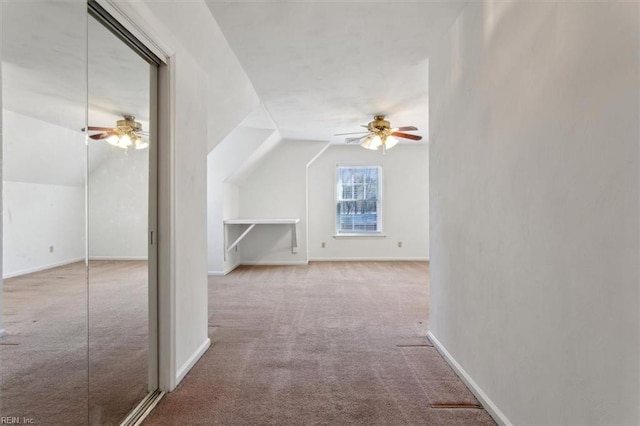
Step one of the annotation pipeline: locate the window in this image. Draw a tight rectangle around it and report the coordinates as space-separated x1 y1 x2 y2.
336 166 381 234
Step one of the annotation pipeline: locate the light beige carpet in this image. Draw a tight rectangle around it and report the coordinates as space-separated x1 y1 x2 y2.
144 261 495 425
0 260 149 425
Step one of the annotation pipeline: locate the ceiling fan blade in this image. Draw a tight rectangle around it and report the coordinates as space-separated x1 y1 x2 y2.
334 131 370 136
89 133 113 140
345 135 369 144
84 126 115 132
394 126 418 132
392 132 422 141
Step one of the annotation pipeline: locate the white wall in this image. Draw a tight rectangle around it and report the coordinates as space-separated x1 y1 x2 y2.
3 181 84 278
88 147 148 259
308 144 429 261
238 139 328 265
207 126 280 274
429 2 639 424
2 110 87 186
113 0 262 389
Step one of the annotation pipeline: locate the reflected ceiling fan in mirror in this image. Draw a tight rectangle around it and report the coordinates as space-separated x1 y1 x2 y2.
334 115 422 153
83 115 149 150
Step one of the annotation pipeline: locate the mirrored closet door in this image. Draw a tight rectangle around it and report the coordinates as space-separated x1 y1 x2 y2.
0 1 89 423
1 2 159 424
87 10 158 424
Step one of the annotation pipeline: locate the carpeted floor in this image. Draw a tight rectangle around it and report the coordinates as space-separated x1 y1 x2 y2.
0 260 149 425
144 261 495 425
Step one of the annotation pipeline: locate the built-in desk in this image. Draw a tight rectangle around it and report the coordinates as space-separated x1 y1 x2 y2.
223 219 300 259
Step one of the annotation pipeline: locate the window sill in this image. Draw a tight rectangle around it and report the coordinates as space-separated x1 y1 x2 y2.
333 233 387 239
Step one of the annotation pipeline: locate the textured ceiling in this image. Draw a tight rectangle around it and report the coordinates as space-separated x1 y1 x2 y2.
206 1 467 142
2 2 150 185
2 0 467 183
2 2 87 133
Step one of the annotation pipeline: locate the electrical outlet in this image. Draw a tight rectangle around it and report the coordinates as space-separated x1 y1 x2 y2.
321 242 326 248
49 246 54 253
397 241 402 248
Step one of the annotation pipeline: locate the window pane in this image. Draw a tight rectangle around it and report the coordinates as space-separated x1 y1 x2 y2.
342 186 353 199
340 168 352 183
364 168 376 183
365 184 377 199
336 167 380 233
354 184 364 200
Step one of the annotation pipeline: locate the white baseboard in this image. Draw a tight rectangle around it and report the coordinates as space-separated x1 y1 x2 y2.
208 264 238 276
210 261 309 275
3 257 85 279
175 338 211 386
240 260 309 266
89 256 148 261
309 257 429 262
208 259 425 273
427 331 511 426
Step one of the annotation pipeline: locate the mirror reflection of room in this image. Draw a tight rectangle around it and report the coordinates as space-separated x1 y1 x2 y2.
0 2 89 423
1 3 153 424
87 14 152 425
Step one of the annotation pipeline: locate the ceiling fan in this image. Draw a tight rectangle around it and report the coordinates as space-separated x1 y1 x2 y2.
334 115 422 152
84 115 149 150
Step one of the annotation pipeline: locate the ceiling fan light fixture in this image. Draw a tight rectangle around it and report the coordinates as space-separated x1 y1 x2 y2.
384 135 399 150
106 134 120 146
117 115 142 133
361 134 382 150
86 115 149 150
360 134 399 152
119 133 133 148
337 115 422 153
135 140 149 150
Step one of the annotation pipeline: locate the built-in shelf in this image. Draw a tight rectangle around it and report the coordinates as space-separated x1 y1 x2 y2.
223 219 300 259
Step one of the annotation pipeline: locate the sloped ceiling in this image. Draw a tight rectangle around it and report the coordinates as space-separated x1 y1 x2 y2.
206 1 467 142
2 2 150 186
2 1 468 186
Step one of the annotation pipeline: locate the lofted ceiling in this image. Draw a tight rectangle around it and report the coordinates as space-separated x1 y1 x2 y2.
2 2 150 186
206 1 467 143
2 0 468 184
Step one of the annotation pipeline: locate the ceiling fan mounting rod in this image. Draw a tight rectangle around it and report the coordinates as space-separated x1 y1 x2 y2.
117 115 142 132
368 115 391 134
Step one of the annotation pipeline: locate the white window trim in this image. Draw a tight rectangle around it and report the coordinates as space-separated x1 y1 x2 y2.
334 164 383 237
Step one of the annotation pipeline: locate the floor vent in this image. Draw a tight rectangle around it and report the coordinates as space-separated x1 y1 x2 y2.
400 346 483 410
119 389 165 426
430 402 483 409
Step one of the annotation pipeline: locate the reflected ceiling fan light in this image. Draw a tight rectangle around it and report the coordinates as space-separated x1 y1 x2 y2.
85 115 149 151
106 134 120 146
119 133 133 148
135 140 149 150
